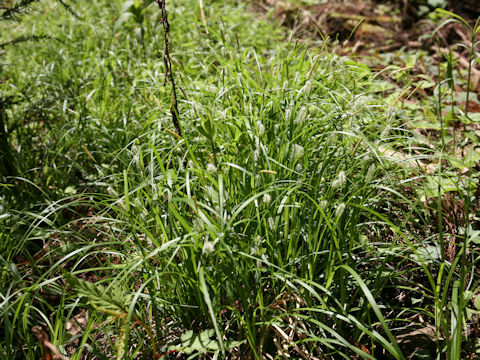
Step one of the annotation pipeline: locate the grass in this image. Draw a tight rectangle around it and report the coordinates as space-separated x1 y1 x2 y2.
1 0 479 359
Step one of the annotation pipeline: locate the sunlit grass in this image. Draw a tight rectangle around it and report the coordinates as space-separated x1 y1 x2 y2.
1 0 479 359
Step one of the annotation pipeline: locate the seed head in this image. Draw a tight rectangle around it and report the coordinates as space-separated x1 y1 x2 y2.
207 163 217 172
107 186 118 197
319 200 328 211
290 144 304 161
335 203 346 218
263 193 271 204
203 240 215 254
332 171 346 189
256 121 265 136
267 217 275 230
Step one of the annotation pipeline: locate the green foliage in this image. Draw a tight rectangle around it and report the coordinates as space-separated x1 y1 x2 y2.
168 329 244 355
115 0 155 44
0 0 39 22
64 272 131 318
0 0 479 359
0 0 76 180
65 272 133 359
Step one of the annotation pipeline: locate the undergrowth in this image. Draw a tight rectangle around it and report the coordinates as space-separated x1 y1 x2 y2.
0 0 479 359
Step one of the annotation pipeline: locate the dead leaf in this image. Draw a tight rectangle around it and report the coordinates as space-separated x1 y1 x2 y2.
66 309 88 337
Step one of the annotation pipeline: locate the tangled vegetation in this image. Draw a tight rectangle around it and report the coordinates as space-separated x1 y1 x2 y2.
1 0 479 359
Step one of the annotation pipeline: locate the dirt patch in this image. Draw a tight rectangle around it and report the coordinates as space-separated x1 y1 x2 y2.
260 0 477 51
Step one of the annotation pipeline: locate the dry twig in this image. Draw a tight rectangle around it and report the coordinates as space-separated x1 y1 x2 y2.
156 0 182 137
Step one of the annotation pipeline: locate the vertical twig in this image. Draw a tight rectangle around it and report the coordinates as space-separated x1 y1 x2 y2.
156 0 182 137
198 0 209 34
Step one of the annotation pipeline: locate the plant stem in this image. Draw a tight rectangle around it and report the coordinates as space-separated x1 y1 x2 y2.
156 0 182 138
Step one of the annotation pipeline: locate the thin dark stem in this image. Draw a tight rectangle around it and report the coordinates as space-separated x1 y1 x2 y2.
0 107 16 177
156 0 182 138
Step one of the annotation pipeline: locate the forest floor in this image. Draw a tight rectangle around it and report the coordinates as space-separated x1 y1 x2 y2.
257 0 480 95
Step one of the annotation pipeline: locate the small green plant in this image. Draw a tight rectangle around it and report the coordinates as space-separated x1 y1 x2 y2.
115 0 155 46
65 272 158 359
426 9 480 358
434 9 480 123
